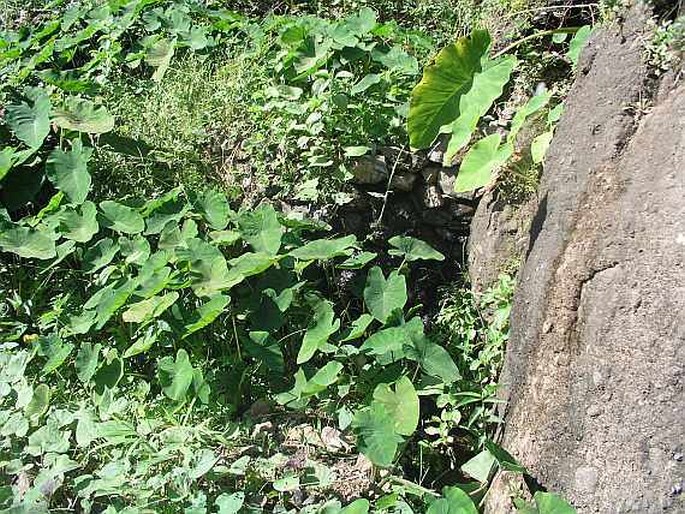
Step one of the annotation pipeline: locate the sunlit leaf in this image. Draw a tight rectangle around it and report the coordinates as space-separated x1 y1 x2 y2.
158 349 194 402
46 139 93 204
4 88 51 148
59 201 99 242
388 236 444 262
364 266 407 323
99 200 145 234
182 294 230 338
455 133 510 193
236 204 283 255
53 97 114 133
290 234 357 261
372 376 419 436
352 403 403 467
297 300 340 364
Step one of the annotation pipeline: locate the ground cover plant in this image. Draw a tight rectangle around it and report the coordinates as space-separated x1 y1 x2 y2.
0 0 592 512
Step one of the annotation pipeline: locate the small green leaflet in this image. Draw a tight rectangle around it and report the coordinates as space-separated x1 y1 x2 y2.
157 349 194 402
99 201 145 234
532 491 577 514
363 266 407 323
508 91 551 143
182 294 230 339
567 25 593 67
46 139 93 204
124 326 159 358
297 300 340 364
52 97 115 133
4 88 51 148
531 130 554 164
388 236 444 262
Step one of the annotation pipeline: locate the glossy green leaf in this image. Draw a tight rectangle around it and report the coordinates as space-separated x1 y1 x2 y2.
364 266 407 323
5 89 51 148
0 225 56 259
426 487 478 514
46 139 93 204
119 235 151 265
338 251 377 270
158 349 194 402
509 91 552 143
455 133 510 193
372 376 419 436
534 491 576 514
567 25 592 67
123 326 159 359
25 384 50 421
215 492 245 514
443 55 516 164
194 189 231 230
408 30 491 149
237 204 283 255
340 313 374 342
297 300 340 364
82 237 119 273
341 499 370 514
182 294 230 338
388 236 444 262
59 201 99 242
75 342 101 384
122 291 178 325
52 97 114 133
531 130 554 164
290 234 357 261
461 449 495 483
360 326 409 358
99 200 145 234
352 403 403 467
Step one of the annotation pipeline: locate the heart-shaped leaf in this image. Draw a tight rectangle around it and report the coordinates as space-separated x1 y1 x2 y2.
5 89 51 148
364 266 407 323
99 201 144 234
372 376 419 436
158 348 194 402
59 201 99 242
46 139 93 204
352 403 403 467
52 98 114 133
388 236 444 262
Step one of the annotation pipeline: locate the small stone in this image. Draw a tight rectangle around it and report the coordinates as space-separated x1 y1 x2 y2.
351 155 387 184
423 185 444 209
438 168 456 196
673 452 683 462
587 404 602 417
391 172 418 192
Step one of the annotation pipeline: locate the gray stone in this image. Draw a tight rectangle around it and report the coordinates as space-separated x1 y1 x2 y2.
351 155 387 184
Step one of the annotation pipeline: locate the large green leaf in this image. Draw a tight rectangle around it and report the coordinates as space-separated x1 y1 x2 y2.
372 376 419 436
442 55 516 165
99 201 145 234
363 267 407 323
407 30 491 149
182 294 230 339
146 37 176 82
297 300 340 364
157 349 194 402
236 204 283 255
404 317 460 383
52 98 114 134
59 201 99 242
193 189 231 230
122 292 178 325
455 133 511 193
360 326 409 358
533 492 576 514
352 403 403 467
426 487 478 514
4 89 51 148
75 342 101 384
388 236 444 262
25 384 50 422
46 139 93 204
82 237 120 273
0 224 56 260
290 235 357 261
567 25 592 67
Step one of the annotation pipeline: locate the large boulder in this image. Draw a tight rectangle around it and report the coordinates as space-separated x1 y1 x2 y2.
485 4 685 512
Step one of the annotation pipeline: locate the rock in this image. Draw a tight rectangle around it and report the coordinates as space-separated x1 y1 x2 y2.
422 184 443 209
485 5 685 513
390 172 417 191
351 155 387 184
427 137 448 164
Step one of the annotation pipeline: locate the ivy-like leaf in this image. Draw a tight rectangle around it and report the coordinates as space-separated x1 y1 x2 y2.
363 266 407 323
46 139 93 204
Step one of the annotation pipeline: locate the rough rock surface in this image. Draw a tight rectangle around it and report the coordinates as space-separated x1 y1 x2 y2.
485 5 685 513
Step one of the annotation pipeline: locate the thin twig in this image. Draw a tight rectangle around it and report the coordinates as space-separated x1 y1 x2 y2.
493 27 583 58
376 145 406 225
502 3 599 19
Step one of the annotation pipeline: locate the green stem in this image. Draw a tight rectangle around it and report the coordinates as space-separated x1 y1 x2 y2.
493 27 584 59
